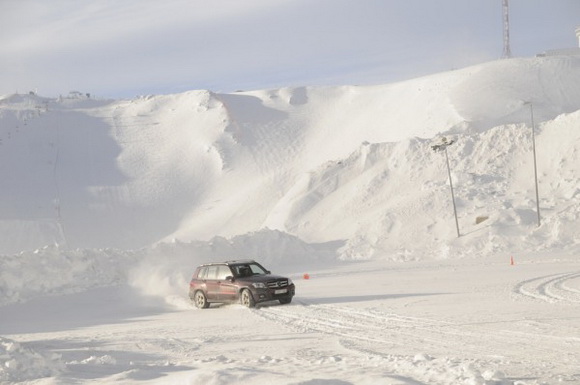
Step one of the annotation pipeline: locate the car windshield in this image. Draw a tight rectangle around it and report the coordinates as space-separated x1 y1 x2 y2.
231 263 268 277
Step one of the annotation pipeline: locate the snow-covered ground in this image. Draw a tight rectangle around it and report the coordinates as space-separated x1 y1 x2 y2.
1 56 580 384
1 250 580 384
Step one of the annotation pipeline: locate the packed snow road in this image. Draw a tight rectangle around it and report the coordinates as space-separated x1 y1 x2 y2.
1 254 580 385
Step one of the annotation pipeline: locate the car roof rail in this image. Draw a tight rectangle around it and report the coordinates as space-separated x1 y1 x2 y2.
225 259 256 264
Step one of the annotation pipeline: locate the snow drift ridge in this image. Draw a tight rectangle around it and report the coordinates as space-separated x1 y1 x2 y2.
1 56 580 258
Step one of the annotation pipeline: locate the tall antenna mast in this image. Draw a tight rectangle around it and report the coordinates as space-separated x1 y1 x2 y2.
502 0 512 58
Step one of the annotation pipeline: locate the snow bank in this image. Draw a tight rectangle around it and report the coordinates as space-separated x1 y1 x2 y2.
0 246 136 307
0 229 339 307
0 337 63 382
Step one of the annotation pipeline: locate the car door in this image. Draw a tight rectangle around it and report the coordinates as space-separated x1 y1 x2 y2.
217 265 237 301
204 265 220 301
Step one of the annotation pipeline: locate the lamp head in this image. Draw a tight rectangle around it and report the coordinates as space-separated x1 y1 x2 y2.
431 136 456 152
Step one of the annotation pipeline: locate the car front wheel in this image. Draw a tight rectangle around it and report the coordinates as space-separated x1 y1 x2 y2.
194 290 209 309
240 289 255 308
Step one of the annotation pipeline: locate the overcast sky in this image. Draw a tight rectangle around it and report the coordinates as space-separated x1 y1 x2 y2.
1 0 579 99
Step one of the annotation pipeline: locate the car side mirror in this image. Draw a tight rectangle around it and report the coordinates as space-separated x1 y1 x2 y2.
266 270 271 274
226 276 235 282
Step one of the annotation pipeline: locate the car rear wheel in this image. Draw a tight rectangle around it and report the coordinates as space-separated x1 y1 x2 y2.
194 290 209 309
240 289 255 308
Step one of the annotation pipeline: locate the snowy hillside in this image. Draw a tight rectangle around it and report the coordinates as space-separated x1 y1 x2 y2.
2 56 580 385
1 56 580 258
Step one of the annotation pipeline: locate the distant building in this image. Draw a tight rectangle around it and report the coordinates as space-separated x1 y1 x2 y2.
66 91 90 99
537 26 580 57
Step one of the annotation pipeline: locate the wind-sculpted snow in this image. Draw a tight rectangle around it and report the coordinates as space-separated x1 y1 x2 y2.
1 57 580 257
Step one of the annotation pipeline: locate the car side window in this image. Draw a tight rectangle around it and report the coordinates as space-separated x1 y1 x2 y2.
206 266 218 280
197 267 207 279
234 265 252 277
249 264 266 275
216 265 232 280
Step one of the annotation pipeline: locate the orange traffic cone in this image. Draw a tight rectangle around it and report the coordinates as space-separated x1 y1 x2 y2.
303 273 310 280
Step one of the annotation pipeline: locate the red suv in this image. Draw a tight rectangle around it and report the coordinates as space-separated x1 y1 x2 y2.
189 260 295 308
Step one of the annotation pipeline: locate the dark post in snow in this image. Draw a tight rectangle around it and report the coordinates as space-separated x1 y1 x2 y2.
431 137 460 238
526 102 541 227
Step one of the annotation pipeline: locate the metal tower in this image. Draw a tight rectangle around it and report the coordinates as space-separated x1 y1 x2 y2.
502 0 512 58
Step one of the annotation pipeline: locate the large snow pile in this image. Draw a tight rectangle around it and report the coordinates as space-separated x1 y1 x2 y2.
0 56 579 257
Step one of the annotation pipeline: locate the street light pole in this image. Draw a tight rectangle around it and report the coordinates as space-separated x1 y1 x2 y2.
527 102 541 227
444 146 460 238
431 137 460 238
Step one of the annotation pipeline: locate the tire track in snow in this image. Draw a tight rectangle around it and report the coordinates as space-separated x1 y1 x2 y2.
250 303 523 385
251 300 580 384
252 302 505 358
513 271 580 304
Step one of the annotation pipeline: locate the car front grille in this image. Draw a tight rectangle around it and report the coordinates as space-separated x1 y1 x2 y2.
266 280 288 289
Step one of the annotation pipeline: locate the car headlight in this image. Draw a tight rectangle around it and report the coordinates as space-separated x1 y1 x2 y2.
252 282 266 289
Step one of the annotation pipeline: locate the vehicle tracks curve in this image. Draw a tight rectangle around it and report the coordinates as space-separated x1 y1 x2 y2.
513 271 580 304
